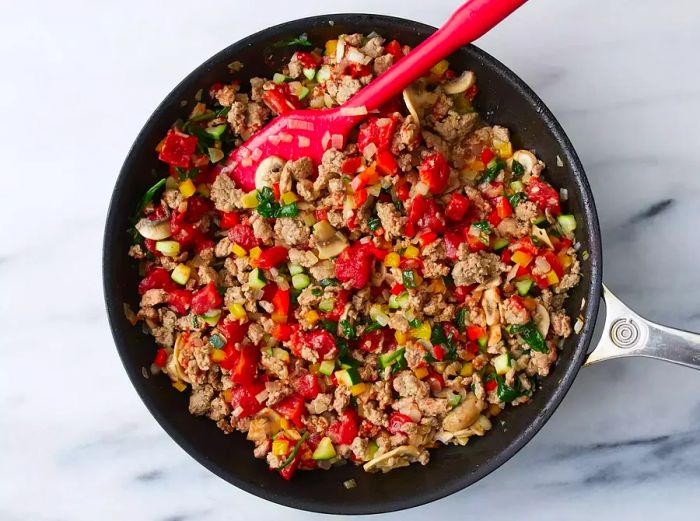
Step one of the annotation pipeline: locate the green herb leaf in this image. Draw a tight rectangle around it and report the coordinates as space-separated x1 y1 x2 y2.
319 278 339 288
340 319 357 340
454 306 467 333
311 287 323 297
509 322 548 353
473 220 492 235
136 178 166 216
478 158 505 184
402 270 417 289
408 318 421 329
319 320 338 334
273 33 312 48
508 192 526 209
368 216 381 231
277 202 298 218
362 321 384 334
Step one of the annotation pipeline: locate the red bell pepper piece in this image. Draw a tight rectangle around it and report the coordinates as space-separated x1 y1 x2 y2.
433 344 447 361
314 209 328 222
485 379 498 392
510 236 539 256
227 223 258 250
274 393 306 428
190 282 223 315
219 211 239 229
158 129 198 168
445 193 471 222
335 243 374 289
293 51 320 69
353 188 368 208
390 283 405 295
218 344 239 371
230 381 265 418
261 85 295 115
480 147 495 164
271 287 291 323
467 325 487 342
387 412 414 435
153 348 168 368
230 344 259 385
138 267 176 295
255 246 289 269
326 410 359 445
341 156 363 174
494 196 513 219
487 208 502 227
466 232 488 253
291 329 337 360
376 149 398 175
385 40 404 61
395 178 410 201
444 231 466 260
271 323 293 341
417 232 438 248
294 373 320 400
418 152 450 194
526 178 561 215
220 319 249 345
358 328 388 353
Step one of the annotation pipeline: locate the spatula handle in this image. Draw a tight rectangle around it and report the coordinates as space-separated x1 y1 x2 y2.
347 0 527 111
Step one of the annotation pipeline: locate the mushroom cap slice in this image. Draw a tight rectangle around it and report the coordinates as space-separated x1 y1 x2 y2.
509 150 538 176
135 216 172 240
402 80 438 127
534 303 551 338
363 445 420 473
255 155 286 190
165 334 191 384
443 70 476 95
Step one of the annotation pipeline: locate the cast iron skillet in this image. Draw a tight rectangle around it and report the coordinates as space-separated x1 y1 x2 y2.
104 13 699 515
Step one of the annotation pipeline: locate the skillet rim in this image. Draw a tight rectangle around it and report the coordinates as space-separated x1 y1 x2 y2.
103 12 603 514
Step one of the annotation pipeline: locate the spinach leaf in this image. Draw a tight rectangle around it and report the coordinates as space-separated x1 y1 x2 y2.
368 216 381 231
454 306 467 333
478 158 505 184
509 322 548 353
362 321 384 334
320 278 339 288
508 192 526 209
135 178 166 216
511 159 525 178
402 270 417 288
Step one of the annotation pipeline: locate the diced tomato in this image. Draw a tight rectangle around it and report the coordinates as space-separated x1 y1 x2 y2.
272 182 281 201
220 319 249 345
218 344 239 371
407 194 445 235
501 248 512 264
335 243 374 289
158 129 198 168
261 85 296 115
485 379 498 392
433 344 447 361
255 246 288 269
227 223 258 250
526 178 561 215
166 289 192 315
153 348 168 368
466 342 481 355
465 84 478 102
326 410 359 445
345 62 372 78
385 40 404 61
274 393 306 428
314 208 328 222
353 188 368 208
291 329 337 360
271 323 293 341
427 368 445 391
453 286 471 303
357 116 397 154
466 232 488 252
190 282 222 315
271 287 291 323
418 152 450 194
487 208 502 227
390 283 405 295
358 328 392 353
219 211 239 229
417 232 438 248
376 150 398 175
294 373 320 400
494 196 513 219
480 147 495 164
324 290 349 321
467 325 487 341
444 231 466 260
341 156 363 174
395 178 410 202
138 267 176 295
230 381 265 418
293 51 320 69
445 193 471 221
387 412 414 435
230 344 259 385
278 454 300 480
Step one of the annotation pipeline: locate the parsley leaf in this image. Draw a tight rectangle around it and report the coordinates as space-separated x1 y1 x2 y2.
256 186 298 218
273 33 312 48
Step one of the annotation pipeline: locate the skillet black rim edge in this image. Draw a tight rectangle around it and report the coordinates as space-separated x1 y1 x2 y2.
103 12 603 515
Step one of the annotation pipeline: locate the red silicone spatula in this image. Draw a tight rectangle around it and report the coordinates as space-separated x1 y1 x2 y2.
227 0 527 191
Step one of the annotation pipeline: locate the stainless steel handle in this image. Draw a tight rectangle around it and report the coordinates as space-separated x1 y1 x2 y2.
585 285 700 369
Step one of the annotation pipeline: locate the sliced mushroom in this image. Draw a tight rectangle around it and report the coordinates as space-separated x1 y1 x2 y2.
402 80 438 126
533 303 551 338
487 324 502 347
442 394 482 432
254 155 286 190
443 70 476 95
452 414 493 441
165 334 190 384
482 287 501 326
317 233 348 259
247 408 283 441
312 220 337 245
509 150 538 176
135 213 172 240
363 445 420 473
531 225 554 249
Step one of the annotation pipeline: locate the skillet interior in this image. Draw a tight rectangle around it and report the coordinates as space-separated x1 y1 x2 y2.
103 13 602 514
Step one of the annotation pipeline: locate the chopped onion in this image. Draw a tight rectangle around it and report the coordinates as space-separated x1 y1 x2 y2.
141 366 149 379
335 39 346 62
534 256 551 273
559 188 568 201
340 105 368 116
580 297 586 311
250 148 262 161
331 134 344 149
298 136 310 148
150 363 161 375
255 390 269 403
506 263 519 282
278 132 293 143
556 155 564 167
346 46 365 64
415 180 430 196
362 142 377 160
321 131 331 150
241 157 253 167
232 406 244 418
574 317 584 335
343 479 357 490
268 134 281 145
239 147 251 158
468 224 480 237
376 118 392 127
287 119 314 131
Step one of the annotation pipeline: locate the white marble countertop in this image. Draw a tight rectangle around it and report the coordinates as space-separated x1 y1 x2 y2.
2 0 700 519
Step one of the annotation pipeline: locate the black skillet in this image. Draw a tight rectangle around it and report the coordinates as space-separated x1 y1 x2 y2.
103 13 700 515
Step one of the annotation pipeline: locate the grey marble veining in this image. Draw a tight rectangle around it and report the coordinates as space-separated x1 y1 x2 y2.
2 0 700 519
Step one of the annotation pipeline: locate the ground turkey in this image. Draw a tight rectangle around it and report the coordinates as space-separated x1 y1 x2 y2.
274 217 310 247
376 202 406 240
210 173 244 212
452 252 505 286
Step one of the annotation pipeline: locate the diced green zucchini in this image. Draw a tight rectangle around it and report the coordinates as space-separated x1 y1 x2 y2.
447 392 462 408
318 298 335 312
557 214 577 234
477 336 487 348
155 240 180 257
312 436 336 460
205 124 227 139
492 238 509 251
273 73 288 84
248 268 267 289
533 215 548 228
388 294 400 309
302 67 316 81
171 263 190 285
396 292 409 309
367 440 379 459
378 348 405 369
493 353 511 375
201 309 221 326
515 278 533 296
271 347 290 363
335 368 361 386
316 65 331 83
510 180 524 193
319 359 336 376
297 86 310 100
288 263 304 276
292 273 310 290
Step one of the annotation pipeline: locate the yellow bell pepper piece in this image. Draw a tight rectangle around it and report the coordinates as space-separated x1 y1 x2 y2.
249 246 262 261
410 322 431 341
466 160 486 172
496 142 513 159
430 59 450 77
172 381 187 392
279 418 291 430
429 278 446 293
231 243 247 258
350 383 370 397
546 270 560 285
558 253 572 270
272 439 290 456
178 178 196 198
305 310 320 326
210 349 227 363
460 362 474 377
413 366 429 380
171 263 191 285
240 190 259 209
325 39 338 57
280 192 298 205
394 330 407 345
222 389 232 403
403 245 419 258
384 252 400 268
511 250 534 268
228 303 247 321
